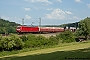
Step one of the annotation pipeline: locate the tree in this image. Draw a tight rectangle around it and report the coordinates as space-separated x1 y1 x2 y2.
0 18 20 34
77 17 90 40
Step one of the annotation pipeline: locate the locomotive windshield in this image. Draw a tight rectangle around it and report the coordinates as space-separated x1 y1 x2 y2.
17 26 21 29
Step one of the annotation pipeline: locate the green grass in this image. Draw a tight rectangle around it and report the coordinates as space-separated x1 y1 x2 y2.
0 42 78 57
0 41 90 60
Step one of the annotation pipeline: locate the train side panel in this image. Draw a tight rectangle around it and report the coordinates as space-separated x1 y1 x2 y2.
16 26 39 33
21 26 39 32
39 27 64 33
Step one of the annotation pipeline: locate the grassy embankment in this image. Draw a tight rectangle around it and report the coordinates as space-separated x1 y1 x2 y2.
0 41 90 60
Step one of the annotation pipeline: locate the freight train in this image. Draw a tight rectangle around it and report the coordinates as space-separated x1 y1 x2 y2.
16 25 76 34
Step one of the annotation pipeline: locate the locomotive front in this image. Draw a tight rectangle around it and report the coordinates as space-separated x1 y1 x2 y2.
16 26 22 33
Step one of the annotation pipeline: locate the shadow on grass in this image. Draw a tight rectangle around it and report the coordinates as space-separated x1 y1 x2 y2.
0 47 90 60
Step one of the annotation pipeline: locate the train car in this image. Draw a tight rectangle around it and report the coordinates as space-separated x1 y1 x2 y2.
16 25 39 33
40 27 64 33
16 25 65 34
65 27 76 32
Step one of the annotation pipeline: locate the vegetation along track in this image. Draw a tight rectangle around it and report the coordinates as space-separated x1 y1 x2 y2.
33 33 60 37
17 32 60 37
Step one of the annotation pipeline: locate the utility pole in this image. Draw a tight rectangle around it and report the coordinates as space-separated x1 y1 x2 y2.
22 18 24 25
39 18 41 27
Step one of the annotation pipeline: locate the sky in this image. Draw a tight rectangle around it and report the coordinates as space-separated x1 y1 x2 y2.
0 0 90 25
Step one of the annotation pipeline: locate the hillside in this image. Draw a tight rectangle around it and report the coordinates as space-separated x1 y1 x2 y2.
0 18 20 34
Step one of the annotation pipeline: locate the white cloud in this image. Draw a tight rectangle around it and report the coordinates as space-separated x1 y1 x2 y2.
45 8 81 21
46 8 66 19
24 0 52 4
65 11 73 15
24 7 31 11
87 3 90 8
56 0 62 2
25 15 31 20
74 0 82 3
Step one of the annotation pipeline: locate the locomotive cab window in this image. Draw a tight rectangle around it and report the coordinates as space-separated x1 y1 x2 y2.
17 27 21 29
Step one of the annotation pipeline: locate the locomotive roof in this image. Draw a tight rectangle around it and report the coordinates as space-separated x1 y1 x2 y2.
21 25 38 27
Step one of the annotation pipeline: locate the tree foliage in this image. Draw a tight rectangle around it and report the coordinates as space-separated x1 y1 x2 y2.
0 34 24 51
0 18 20 34
76 17 90 39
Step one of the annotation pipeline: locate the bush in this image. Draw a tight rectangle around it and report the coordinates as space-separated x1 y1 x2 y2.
49 36 59 45
24 34 50 48
20 35 27 42
24 34 37 48
9 34 24 50
0 31 76 52
0 34 24 51
56 30 76 43
1 37 15 51
36 35 49 47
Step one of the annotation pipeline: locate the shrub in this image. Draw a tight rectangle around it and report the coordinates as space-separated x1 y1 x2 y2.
9 34 24 50
49 36 59 45
24 34 37 48
56 30 76 43
0 34 24 51
24 34 49 48
1 37 15 51
20 35 27 42
36 35 49 47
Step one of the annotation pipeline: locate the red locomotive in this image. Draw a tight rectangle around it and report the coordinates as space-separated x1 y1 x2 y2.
16 25 65 34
